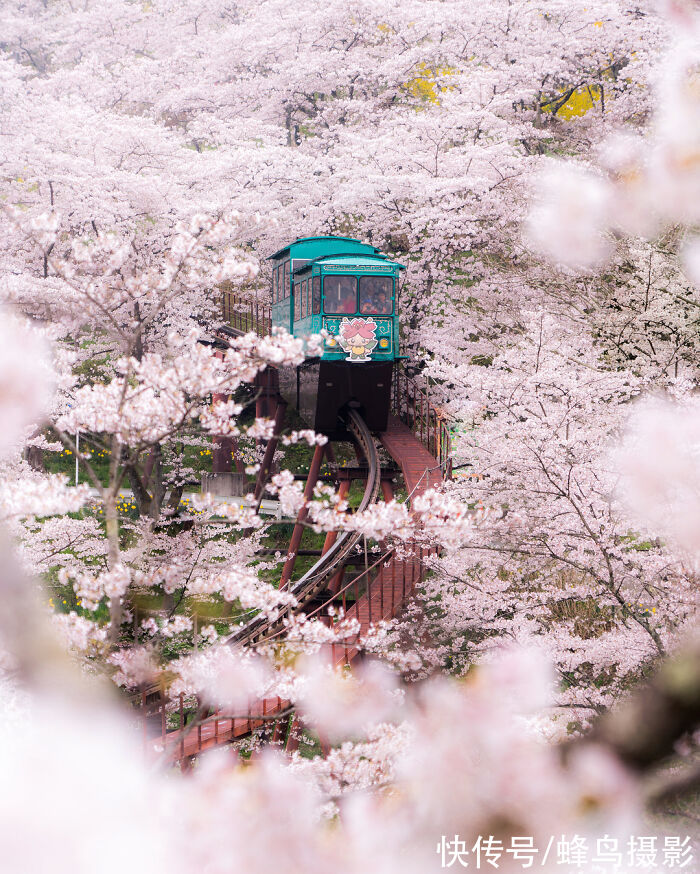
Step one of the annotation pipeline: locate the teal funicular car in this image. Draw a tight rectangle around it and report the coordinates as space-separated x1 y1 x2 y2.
267 236 404 361
267 236 406 435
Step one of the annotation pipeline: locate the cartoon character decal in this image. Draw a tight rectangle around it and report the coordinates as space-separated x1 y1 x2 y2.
338 318 377 362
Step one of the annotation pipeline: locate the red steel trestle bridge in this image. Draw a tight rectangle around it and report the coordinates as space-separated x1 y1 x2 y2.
136 293 452 767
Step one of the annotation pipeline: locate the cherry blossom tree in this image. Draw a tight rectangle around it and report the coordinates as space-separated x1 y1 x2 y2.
1 1 700 871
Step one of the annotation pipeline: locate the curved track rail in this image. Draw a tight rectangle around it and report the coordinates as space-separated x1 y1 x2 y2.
225 407 381 647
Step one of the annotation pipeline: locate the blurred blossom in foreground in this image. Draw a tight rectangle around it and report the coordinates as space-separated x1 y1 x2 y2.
651 38 700 226
524 164 612 271
170 645 273 711
296 657 401 743
0 309 52 454
616 397 700 561
0 592 648 874
681 235 700 287
341 649 639 874
0 683 174 874
527 30 700 275
597 133 658 238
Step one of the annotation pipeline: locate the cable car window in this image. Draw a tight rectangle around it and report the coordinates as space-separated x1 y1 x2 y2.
272 267 278 303
305 280 311 318
294 282 301 321
283 261 290 299
323 275 357 314
301 279 307 319
359 276 393 315
312 276 321 314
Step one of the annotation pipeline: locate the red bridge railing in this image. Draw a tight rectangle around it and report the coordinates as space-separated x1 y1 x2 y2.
391 366 452 477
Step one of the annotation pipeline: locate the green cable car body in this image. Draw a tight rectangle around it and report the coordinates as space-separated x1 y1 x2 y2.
267 236 406 436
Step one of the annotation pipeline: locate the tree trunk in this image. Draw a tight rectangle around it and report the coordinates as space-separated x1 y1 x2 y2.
105 434 123 644
23 445 44 471
149 444 165 522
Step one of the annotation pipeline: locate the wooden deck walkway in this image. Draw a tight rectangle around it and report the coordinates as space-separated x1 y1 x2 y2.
332 554 422 668
380 415 443 497
331 416 441 667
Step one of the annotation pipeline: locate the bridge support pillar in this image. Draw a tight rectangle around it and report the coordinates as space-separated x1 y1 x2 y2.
253 398 288 506
285 715 302 753
279 442 326 589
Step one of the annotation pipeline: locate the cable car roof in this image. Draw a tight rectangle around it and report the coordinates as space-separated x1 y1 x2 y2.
299 253 406 271
267 235 382 262
287 254 406 277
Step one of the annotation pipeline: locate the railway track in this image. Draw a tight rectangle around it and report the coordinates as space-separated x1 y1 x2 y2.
225 407 381 648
